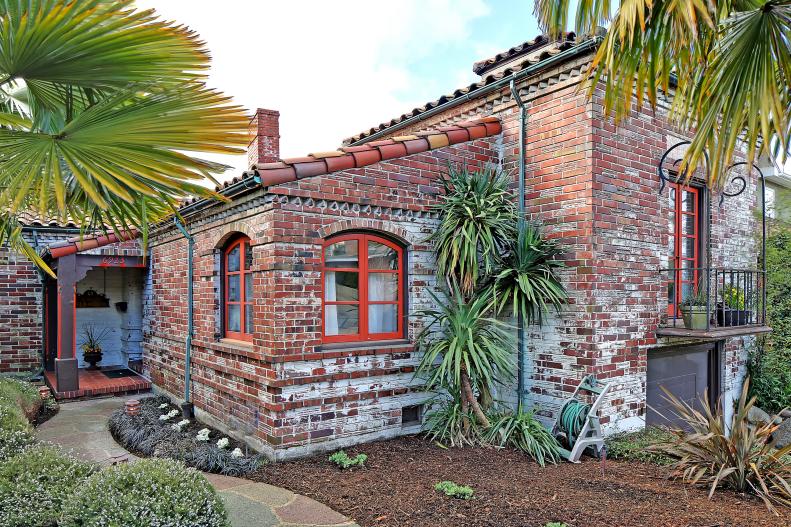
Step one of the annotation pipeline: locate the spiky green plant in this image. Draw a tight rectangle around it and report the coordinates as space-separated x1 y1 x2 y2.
493 223 566 324
415 286 515 428
534 1 791 188
0 0 248 274
429 165 517 295
651 380 791 513
423 391 482 448
484 410 561 466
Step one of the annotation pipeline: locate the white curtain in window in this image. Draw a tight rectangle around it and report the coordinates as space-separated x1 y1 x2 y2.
368 274 396 333
325 271 338 335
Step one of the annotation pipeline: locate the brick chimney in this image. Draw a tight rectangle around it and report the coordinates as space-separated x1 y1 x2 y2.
247 108 280 168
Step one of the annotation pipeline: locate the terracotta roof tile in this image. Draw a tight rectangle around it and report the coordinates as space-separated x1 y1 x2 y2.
47 230 139 259
182 116 503 210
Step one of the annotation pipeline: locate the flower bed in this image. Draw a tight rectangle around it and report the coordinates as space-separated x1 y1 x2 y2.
109 395 263 476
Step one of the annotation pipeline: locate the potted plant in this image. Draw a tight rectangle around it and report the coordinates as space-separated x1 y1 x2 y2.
81 324 110 370
717 284 751 327
679 285 709 330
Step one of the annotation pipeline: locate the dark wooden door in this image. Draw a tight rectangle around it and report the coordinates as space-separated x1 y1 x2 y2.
646 343 718 428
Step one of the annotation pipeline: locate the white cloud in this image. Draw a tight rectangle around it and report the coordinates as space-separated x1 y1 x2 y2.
134 0 489 179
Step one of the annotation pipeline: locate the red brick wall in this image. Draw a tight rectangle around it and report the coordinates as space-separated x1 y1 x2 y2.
144 138 500 458
0 246 42 373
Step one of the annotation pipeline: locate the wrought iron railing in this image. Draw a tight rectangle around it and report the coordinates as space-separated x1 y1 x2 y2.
663 267 767 330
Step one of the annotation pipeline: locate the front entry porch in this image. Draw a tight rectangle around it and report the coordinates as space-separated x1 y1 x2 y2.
44 366 151 400
43 252 149 396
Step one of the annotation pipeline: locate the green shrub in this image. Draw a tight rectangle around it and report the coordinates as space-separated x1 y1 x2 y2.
60 458 229 527
0 428 36 462
544 523 568 527
328 450 367 469
0 444 95 527
434 480 474 500
484 411 561 467
605 427 675 465
0 403 30 434
0 377 42 421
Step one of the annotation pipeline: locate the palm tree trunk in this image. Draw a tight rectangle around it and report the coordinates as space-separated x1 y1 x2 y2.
461 370 490 428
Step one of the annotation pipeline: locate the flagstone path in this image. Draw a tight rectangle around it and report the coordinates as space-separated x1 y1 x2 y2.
37 396 359 527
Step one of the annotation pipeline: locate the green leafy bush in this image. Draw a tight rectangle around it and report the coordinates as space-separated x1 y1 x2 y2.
424 392 482 448
0 377 42 422
60 458 229 527
605 427 675 465
543 523 568 527
484 411 561 466
0 428 36 462
434 480 474 500
328 450 367 469
0 444 95 527
652 382 791 513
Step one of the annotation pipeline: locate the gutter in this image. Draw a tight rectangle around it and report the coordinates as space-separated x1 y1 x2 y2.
349 38 599 146
509 79 528 410
177 173 262 219
173 218 195 418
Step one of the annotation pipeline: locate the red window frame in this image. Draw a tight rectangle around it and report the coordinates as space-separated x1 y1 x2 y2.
668 182 700 315
224 236 253 342
322 233 404 343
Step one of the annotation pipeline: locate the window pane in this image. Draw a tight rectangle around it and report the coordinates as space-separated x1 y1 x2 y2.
324 271 358 301
245 304 253 334
682 214 695 235
368 241 398 270
227 245 240 272
681 237 695 258
369 304 397 334
368 273 398 301
245 273 253 301
325 240 358 268
244 242 253 270
228 275 240 301
325 305 359 335
228 304 241 332
682 190 695 212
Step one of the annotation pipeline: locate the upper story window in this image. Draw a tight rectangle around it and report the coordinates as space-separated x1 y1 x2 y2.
668 182 701 313
322 233 404 343
224 235 253 342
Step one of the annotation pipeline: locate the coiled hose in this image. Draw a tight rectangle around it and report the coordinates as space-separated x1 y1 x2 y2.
557 399 591 446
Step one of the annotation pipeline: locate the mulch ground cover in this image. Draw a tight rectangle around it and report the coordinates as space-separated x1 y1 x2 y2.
249 435 790 527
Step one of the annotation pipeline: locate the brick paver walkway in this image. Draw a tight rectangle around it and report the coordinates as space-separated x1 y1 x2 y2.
37 396 358 527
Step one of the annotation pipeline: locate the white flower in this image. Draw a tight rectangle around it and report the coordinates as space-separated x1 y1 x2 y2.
216 437 229 449
171 419 190 431
158 415 168 421
230 447 243 458
195 428 211 442
158 403 169 409
159 409 179 422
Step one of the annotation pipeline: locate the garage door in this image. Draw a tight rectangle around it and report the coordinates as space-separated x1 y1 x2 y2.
646 343 718 428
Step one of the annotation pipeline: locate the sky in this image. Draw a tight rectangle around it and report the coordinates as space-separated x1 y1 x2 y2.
134 0 542 180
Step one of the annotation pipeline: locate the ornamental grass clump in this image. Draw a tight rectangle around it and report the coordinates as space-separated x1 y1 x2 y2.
484 411 561 467
60 458 229 527
108 396 264 476
0 444 95 527
651 380 791 513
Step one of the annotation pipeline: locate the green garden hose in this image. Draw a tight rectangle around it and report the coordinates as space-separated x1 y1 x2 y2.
558 399 591 446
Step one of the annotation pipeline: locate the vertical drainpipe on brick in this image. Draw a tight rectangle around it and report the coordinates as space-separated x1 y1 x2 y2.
174 218 195 418
510 78 527 410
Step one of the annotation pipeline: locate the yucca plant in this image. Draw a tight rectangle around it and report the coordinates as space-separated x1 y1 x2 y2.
415 286 515 428
651 380 791 513
0 0 249 274
484 410 562 466
423 391 482 448
493 223 566 324
429 165 517 295
535 1 791 187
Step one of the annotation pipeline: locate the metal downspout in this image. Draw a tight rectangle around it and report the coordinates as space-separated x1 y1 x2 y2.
510 79 527 410
174 219 195 418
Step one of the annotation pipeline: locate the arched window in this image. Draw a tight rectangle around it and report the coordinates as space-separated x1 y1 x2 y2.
322 233 404 343
224 235 253 342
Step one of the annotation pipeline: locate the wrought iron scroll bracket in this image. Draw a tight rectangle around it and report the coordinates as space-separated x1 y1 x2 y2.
718 162 751 207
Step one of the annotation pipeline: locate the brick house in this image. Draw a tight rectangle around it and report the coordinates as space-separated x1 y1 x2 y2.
1 33 770 459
